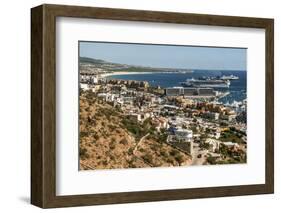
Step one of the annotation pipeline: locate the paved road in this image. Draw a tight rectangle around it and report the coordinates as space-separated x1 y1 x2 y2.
191 143 207 165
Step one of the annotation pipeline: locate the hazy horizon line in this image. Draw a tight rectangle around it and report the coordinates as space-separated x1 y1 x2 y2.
79 56 246 72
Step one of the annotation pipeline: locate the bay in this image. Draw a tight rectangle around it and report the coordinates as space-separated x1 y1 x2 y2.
106 70 247 104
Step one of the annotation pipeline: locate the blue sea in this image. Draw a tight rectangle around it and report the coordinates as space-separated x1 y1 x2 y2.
107 70 247 104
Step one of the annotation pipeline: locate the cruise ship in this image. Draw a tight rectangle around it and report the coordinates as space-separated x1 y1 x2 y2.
181 78 230 88
220 75 239 80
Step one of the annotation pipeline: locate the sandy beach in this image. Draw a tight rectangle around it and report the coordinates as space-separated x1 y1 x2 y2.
101 71 172 78
100 71 192 78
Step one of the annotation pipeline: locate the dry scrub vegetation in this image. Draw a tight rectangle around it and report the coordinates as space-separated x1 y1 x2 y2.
79 90 191 170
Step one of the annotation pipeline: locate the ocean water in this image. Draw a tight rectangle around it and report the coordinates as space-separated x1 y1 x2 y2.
107 70 247 104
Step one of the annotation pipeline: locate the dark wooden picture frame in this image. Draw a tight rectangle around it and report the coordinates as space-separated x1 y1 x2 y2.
31 4 274 208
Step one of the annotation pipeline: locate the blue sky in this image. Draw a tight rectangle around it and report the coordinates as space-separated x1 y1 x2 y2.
79 41 246 71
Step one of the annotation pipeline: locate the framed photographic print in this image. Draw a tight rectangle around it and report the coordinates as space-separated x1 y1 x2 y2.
31 4 274 208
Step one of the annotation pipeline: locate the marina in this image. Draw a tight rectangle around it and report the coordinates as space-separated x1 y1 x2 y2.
106 70 246 104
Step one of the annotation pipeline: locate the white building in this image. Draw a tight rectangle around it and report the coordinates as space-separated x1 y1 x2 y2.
174 128 193 142
97 93 107 99
80 83 89 90
106 94 115 102
220 114 236 122
129 113 142 122
203 112 219 120
221 141 239 149
163 105 179 111
92 76 98 84
168 128 193 155
205 138 220 152
215 130 221 139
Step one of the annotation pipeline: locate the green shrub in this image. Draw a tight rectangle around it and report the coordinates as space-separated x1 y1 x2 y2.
80 131 89 138
120 138 128 145
160 150 169 158
128 147 134 155
170 149 179 156
143 154 153 164
109 143 116 150
110 155 115 161
175 154 184 164
207 156 217 164
139 148 145 153
79 148 89 160
199 142 211 150
93 133 99 140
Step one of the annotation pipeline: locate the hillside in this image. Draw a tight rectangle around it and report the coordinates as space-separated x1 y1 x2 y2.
79 56 193 73
79 57 108 64
79 90 192 170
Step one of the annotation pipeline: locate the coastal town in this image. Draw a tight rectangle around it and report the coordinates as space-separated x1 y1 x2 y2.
79 58 247 170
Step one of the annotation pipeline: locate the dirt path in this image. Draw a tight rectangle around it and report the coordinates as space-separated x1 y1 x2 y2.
133 133 150 154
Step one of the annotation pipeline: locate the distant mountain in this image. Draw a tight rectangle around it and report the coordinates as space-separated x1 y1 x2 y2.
79 56 194 73
80 57 108 64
